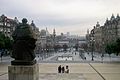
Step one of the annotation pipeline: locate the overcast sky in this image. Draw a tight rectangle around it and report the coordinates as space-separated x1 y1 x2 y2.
1 0 120 36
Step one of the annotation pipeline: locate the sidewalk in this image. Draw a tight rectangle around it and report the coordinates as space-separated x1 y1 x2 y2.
0 56 13 63
72 52 83 61
84 52 120 62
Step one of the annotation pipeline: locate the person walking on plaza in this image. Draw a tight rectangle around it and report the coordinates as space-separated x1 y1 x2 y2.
0 52 3 61
61 66 65 73
65 65 69 73
58 65 62 73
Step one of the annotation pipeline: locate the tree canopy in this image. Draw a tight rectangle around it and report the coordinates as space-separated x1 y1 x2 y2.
0 32 13 50
63 44 68 51
105 38 120 56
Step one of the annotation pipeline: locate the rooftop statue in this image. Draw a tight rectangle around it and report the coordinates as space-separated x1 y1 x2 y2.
11 18 36 65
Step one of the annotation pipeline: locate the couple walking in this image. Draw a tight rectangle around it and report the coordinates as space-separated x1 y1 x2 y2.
58 65 69 73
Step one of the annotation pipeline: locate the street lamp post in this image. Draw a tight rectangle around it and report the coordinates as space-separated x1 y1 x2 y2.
41 49 43 60
90 29 95 61
91 37 94 61
101 42 104 62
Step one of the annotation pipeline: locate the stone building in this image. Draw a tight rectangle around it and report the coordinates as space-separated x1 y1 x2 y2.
56 33 86 48
30 20 41 54
0 14 19 39
88 14 120 53
93 22 102 53
39 28 53 52
103 14 120 45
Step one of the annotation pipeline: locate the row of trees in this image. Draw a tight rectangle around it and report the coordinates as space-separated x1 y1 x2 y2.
53 44 68 52
105 38 120 56
0 32 13 51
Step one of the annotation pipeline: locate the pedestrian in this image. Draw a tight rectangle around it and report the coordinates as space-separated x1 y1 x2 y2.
61 66 65 73
0 52 3 61
75 52 76 55
58 65 61 73
65 65 69 73
84 57 86 60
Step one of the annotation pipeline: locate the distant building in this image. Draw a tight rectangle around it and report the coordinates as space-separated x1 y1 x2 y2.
30 20 41 54
93 22 102 52
39 28 86 50
88 14 120 53
103 14 120 45
39 28 53 50
0 14 19 39
56 33 86 48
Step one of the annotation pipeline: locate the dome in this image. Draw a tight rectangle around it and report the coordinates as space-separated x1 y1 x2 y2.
110 14 115 21
40 29 46 36
96 22 100 28
31 20 36 27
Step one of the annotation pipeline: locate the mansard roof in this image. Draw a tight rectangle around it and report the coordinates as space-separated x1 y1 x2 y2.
40 28 50 36
31 20 36 27
0 14 7 22
40 29 47 36
116 14 120 21
104 18 110 26
0 14 16 24
110 14 115 20
116 14 120 18
96 22 100 27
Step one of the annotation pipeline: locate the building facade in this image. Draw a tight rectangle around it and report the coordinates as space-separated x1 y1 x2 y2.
94 22 102 53
39 28 54 52
30 20 41 54
0 14 19 39
87 14 120 53
56 33 86 48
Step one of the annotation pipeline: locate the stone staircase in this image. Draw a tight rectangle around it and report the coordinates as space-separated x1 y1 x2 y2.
39 73 86 80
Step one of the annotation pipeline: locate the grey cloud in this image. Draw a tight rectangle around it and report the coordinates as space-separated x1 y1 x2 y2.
1 0 120 35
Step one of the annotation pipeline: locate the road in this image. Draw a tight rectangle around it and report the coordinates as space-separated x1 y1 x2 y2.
36 50 120 63
1 50 120 63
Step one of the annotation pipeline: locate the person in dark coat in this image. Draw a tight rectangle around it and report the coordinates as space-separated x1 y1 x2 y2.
61 66 65 73
58 65 61 73
0 52 3 61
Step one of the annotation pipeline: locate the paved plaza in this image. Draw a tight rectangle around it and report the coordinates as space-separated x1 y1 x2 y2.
0 51 120 80
0 63 120 80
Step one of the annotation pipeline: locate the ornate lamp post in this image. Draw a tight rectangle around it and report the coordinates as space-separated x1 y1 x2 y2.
41 49 43 59
101 41 104 62
53 29 56 53
91 37 94 61
90 29 95 61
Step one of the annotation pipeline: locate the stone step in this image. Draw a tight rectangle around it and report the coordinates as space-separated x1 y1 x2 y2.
39 73 85 80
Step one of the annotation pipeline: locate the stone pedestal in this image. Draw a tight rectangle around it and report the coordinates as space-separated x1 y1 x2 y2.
8 64 39 80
